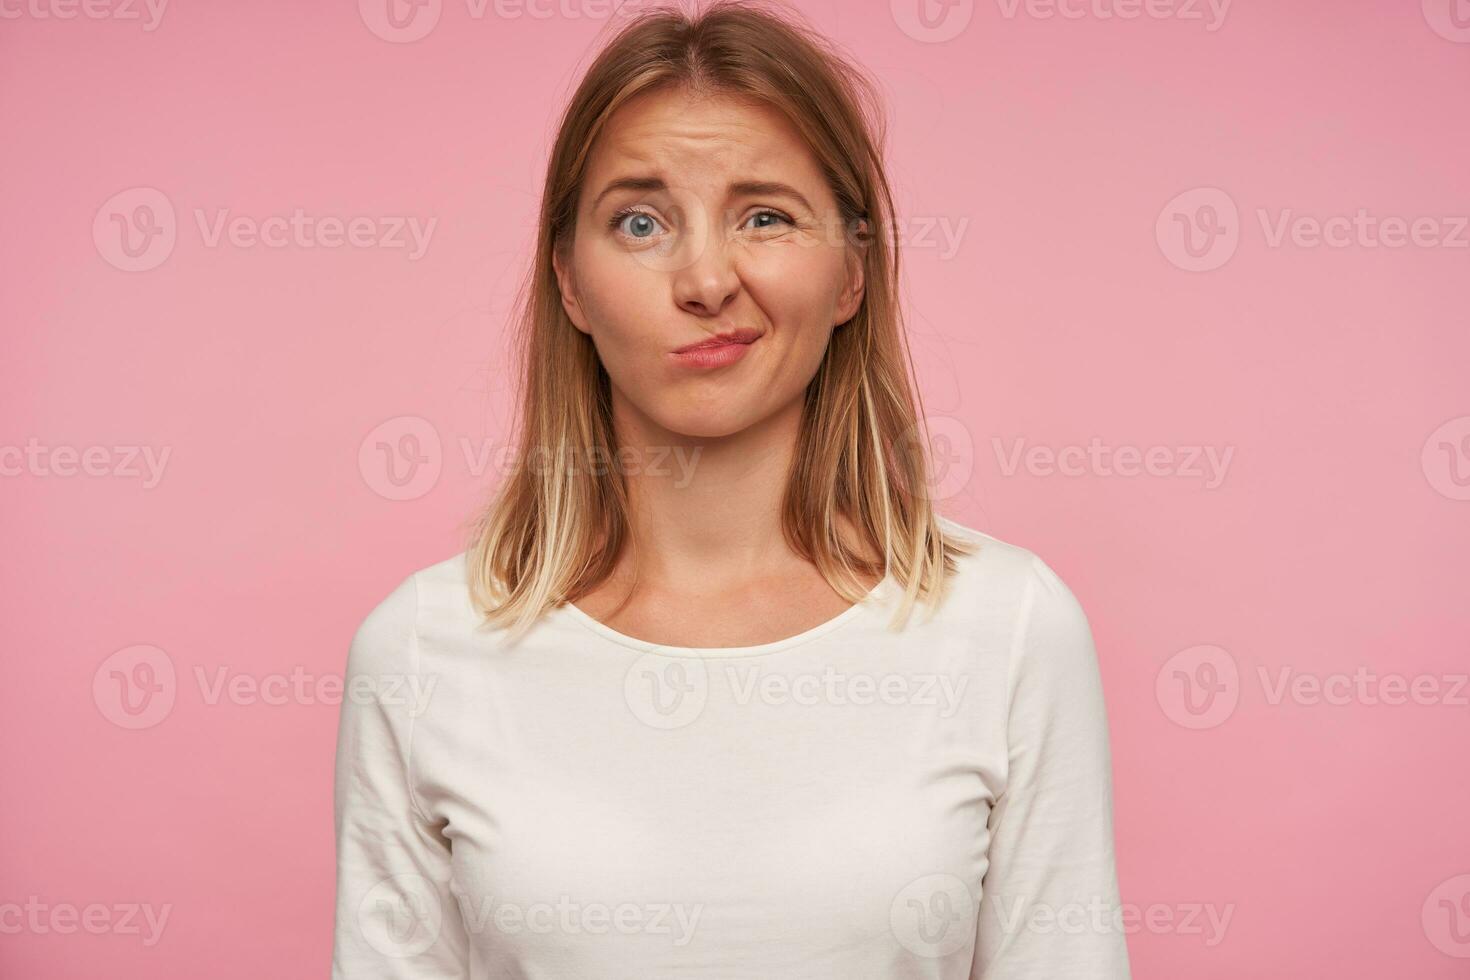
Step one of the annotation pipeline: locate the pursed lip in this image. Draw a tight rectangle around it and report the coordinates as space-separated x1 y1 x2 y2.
671 327 763 353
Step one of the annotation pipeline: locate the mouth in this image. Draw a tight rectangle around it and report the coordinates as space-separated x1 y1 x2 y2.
669 327 763 369
671 327 763 354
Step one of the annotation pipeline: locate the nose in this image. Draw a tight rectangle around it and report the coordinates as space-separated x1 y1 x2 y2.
671 209 740 318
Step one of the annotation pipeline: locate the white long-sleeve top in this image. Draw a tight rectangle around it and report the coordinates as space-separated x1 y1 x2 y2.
331 520 1131 979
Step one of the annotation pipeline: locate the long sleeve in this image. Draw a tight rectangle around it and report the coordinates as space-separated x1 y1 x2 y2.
970 556 1132 979
331 573 470 979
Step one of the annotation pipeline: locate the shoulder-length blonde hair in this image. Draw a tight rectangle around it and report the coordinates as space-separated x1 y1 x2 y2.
463 0 975 640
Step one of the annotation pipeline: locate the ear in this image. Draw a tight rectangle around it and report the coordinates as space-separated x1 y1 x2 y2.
833 228 867 327
552 243 592 335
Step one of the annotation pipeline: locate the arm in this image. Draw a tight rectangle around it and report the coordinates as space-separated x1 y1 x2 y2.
331 573 471 979
970 556 1131 979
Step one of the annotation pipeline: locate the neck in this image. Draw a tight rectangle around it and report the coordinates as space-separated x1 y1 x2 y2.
609 393 805 588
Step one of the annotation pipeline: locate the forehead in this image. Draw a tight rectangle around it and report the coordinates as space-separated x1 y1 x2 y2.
582 88 830 202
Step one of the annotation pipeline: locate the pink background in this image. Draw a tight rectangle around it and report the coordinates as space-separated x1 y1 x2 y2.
3 0 1468 976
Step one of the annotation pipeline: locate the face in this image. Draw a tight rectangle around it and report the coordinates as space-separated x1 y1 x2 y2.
553 87 865 441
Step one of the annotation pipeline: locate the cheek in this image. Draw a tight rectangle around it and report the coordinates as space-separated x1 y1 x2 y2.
743 242 847 339
573 244 663 351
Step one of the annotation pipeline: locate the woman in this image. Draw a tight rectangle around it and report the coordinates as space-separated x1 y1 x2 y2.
331 2 1130 977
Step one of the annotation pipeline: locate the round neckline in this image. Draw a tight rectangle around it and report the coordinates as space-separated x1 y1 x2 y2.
556 571 896 658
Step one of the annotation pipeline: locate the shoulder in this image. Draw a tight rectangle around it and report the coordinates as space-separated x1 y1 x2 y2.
932 516 1098 674
346 552 473 675
934 515 1089 625
933 520 1108 738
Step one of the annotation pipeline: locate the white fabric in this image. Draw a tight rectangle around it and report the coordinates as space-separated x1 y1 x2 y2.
331 518 1131 979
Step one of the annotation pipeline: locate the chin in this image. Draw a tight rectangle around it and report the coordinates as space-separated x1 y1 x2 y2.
648 401 755 441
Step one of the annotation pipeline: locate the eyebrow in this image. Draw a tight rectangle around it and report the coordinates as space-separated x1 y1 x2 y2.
591 176 815 214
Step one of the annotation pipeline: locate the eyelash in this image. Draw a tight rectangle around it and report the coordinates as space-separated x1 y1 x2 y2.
606 206 795 235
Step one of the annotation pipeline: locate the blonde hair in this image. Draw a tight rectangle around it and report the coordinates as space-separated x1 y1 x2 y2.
463 0 975 640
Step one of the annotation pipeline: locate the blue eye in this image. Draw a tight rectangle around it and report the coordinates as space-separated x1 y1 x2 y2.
746 210 793 230
613 210 662 238
608 207 793 241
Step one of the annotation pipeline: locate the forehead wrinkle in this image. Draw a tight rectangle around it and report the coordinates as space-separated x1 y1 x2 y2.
585 101 829 214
